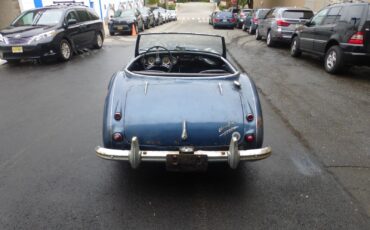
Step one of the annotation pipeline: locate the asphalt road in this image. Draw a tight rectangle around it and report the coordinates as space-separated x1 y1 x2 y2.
0 3 369 229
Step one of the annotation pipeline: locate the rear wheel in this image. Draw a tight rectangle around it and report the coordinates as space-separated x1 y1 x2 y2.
290 36 302 57
255 28 261 40
58 39 72 61
266 31 275 47
248 25 253 34
324 45 344 74
93 32 103 49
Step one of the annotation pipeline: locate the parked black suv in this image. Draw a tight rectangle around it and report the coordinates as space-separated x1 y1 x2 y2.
291 2 370 74
0 4 104 63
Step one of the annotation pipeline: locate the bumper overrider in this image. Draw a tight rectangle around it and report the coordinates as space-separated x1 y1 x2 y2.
95 136 272 169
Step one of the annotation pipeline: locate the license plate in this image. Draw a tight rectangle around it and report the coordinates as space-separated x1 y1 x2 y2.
223 19 227 22
166 154 208 172
12 46 23 53
116 26 124 30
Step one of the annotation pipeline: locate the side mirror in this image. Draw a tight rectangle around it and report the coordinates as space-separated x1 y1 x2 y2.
305 20 312 26
67 18 77 26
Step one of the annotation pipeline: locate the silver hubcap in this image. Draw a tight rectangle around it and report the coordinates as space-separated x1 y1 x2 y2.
255 29 258 38
97 34 102 47
267 33 271 44
242 24 245 30
326 50 337 69
249 26 252 33
61 42 70 59
291 40 297 54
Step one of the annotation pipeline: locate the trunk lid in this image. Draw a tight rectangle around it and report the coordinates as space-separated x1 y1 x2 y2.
123 81 245 149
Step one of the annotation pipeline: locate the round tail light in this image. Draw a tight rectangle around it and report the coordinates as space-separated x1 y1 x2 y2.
112 132 123 142
245 134 254 143
246 114 254 122
114 112 122 121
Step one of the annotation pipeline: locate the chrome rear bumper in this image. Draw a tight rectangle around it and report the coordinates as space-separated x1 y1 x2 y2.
95 136 272 169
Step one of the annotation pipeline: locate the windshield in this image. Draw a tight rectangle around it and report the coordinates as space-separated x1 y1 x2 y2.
12 9 63 26
137 33 224 56
283 10 314 19
114 10 135 18
216 12 233 18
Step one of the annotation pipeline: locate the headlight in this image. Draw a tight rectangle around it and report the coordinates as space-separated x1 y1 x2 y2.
28 30 56 44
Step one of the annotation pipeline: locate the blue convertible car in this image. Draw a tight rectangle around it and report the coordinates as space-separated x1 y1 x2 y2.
95 33 271 171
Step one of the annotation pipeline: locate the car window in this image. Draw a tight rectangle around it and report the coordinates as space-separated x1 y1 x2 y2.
323 6 342 25
310 8 328 26
88 10 99 20
341 5 365 25
66 11 79 22
257 9 270 19
12 11 36 26
265 9 275 19
77 10 90 22
282 10 314 19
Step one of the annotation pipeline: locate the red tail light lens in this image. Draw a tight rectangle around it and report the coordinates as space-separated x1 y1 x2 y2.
229 18 236 23
253 18 258 23
348 32 364 45
245 134 254 143
276 20 290 27
114 112 122 121
246 114 254 122
112 132 123 142
214 18 220 23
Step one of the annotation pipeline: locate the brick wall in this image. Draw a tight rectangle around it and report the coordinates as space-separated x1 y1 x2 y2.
0 0 21 29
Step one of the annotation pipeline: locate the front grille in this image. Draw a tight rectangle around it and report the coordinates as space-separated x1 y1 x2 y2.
6 37 32 45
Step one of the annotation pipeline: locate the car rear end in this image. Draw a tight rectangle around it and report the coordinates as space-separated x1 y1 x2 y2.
238 9 252 28
340 3 370 66
271 8 314 43
249 9 270 33
213 12 236 28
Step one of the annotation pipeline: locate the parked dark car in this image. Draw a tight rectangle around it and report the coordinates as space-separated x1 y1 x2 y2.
291 2 370 74
138 7 155 29
96 33 272 171
108 9 145 36
152 9 164 25
243 8 270 34
236 8 253 29
209 11 218 25
212 12 236 29
0 4 104 63
257 7 314 46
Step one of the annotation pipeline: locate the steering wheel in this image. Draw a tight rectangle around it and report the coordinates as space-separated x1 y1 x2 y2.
142 46 173 72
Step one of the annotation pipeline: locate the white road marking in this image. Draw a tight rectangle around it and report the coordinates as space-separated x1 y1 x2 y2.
0 59 6 65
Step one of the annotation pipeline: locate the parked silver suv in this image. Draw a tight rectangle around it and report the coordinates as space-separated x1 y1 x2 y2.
256 7 314 47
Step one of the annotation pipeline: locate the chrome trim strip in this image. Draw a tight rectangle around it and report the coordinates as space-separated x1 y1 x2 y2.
218 82 223 95
181 120 188 141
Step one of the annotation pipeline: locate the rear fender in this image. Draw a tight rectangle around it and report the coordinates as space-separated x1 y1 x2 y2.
103 72 128 148
239 74 264 148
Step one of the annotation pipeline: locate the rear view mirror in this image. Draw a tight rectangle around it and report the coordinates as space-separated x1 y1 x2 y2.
67 18 77 26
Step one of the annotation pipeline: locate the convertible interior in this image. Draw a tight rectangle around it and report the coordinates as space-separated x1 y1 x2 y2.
127 46 236 76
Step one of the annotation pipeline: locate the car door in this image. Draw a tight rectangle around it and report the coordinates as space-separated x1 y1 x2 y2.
260 9 275 36
300 8 328 51
76 9 94 48
64 10 83 49
314 6 342 53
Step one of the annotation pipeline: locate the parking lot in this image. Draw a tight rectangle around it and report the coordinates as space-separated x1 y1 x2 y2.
0 2 370 229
